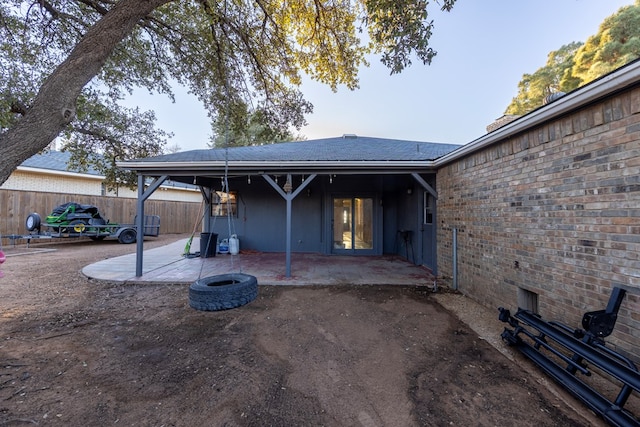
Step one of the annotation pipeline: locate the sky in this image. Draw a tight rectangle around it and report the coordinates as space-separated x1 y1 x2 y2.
124 0 635 152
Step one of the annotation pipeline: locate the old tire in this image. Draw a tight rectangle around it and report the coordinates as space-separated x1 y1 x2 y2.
26 213 41 232
189 273 258 311
118 228 137 244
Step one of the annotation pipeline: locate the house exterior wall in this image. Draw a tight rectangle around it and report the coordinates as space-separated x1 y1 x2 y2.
3 169 101 195
207 177 325 253
206 173 424 259
436 85 640 361
116 184 201 202
1 168 201 202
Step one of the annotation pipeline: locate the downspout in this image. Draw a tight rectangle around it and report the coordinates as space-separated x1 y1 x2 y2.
452 227 458 291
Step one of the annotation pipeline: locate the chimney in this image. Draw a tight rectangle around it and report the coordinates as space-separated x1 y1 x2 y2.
486 115 521 133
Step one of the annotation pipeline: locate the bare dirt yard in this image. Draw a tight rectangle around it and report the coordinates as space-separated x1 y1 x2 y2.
0 234 603 426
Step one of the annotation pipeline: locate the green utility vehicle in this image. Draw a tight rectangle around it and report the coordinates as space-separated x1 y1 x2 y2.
24 202 159 244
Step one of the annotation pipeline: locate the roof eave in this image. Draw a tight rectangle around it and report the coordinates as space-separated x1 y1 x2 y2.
116 160 438 175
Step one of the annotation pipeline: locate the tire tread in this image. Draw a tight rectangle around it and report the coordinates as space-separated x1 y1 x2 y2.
188 273 258 311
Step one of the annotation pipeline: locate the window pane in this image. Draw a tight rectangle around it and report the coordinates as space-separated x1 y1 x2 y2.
212 191 237 217
424 192 433 224
333 198 352 249
354 198 373 249
333 197 374 251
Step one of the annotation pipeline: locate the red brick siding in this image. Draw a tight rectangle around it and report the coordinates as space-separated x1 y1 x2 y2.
437 86 640 360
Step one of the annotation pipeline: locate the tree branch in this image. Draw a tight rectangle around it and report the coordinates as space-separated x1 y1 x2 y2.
0 0 173 186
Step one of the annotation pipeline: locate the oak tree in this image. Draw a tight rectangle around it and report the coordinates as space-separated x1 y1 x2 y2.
0 0 455 187
505 1 640 116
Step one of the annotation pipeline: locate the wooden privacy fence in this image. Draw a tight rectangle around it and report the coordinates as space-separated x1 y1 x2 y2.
0 189 202 244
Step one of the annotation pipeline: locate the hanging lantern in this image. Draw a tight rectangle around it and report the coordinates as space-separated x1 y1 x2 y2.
283 175 293 193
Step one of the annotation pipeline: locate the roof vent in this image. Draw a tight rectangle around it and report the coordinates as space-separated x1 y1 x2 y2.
342 134 358 139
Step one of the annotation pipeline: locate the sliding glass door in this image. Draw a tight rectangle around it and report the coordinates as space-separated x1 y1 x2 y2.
332 197 374 253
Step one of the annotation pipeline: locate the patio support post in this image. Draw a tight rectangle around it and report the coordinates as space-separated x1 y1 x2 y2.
135 174 145 277
286 195 292 275
135 174 169 277
263 174 317 277
199 186 212 233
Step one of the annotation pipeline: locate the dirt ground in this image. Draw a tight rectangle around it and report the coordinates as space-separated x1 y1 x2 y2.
0 234 603 426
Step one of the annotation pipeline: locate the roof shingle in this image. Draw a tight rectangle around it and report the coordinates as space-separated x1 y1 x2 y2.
131 136 461 163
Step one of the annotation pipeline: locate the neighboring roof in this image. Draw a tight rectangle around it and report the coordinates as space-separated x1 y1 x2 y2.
21 150 102 175
18 150 198 190
118 135 462 180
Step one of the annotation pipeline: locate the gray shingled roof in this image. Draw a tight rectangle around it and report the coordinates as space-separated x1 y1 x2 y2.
21 150 102 175
130 136 461 163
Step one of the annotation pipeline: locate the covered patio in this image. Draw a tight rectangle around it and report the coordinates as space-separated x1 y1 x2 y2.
81 236 437 286
117 136 461 279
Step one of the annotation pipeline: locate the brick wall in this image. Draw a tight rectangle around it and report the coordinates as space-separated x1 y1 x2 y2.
436 86 640 360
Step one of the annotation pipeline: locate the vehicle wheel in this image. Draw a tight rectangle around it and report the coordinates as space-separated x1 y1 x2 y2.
25 213 41 232
68 219 87 234
189 273 258 311
118 228 137 244
88 218 107 233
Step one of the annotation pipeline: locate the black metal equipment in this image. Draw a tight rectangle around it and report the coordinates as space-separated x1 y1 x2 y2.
397 229 414 263
499 287 640 427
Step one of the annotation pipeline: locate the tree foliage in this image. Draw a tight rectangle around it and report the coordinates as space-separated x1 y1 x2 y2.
567 0 640 85
505 43 582 115
209 102 303 148
505 1 640 115
63 90 171 190
0 0 455 188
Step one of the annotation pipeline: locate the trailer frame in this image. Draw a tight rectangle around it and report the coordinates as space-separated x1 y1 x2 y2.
7 215 160 247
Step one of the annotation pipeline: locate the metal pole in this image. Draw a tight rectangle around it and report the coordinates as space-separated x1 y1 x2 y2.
452 227 458 290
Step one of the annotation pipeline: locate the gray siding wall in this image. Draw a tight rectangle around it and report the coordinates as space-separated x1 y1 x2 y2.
206 173 430 261
208 178 323 253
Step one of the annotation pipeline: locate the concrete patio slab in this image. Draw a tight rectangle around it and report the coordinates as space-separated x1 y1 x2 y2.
82 237 436 286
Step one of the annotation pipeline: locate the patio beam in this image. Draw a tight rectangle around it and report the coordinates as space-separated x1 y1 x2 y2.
263 173 317 277
411 173 437 199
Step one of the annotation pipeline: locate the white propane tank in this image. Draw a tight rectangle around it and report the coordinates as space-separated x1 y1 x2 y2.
229 234 239 255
